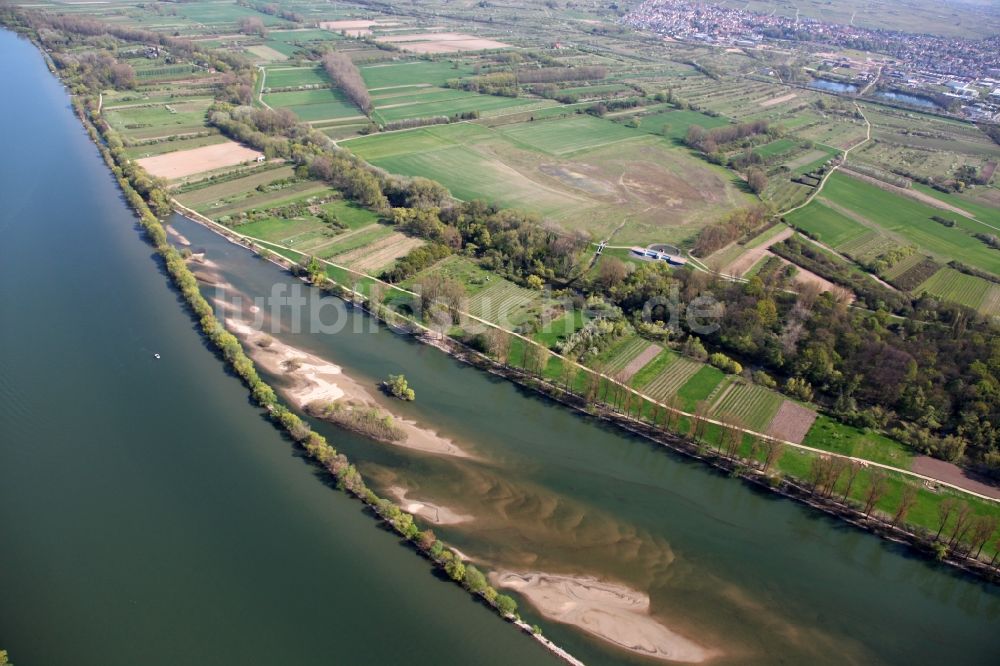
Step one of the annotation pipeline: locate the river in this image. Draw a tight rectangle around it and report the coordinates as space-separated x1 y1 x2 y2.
2 27 999 666
0 29 559 666
172 211 1000 665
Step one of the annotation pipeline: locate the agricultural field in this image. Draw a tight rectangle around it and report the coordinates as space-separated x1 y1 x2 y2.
263 66 330 89
103 98 213 141
499 115 643 156
125 132 228 159
635 354 703 403
372 87 544 124
466 279 543 327
820 172 1000 277
917 268 1000 316
360 60 477 89
785 171 1000 303
857 105 1000 183
803 416 912 468
263 87 363 123
630 109 731 142
344 114 751 244
766 400 818 445
405 255 546 328
136 141 263 180
709 381 784 432
597 337 661 378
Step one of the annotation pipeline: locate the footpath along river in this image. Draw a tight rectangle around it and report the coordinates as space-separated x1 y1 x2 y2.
0 29 561 666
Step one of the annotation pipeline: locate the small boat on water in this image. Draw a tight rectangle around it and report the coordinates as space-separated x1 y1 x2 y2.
154 353 161 359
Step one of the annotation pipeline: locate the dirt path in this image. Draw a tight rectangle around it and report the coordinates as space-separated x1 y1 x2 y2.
723 226 794 276
779 102 872 218
619 344 662 382
911 456 1000 500
256 66 273 110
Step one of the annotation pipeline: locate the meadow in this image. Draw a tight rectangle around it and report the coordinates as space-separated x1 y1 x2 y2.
360 60 476 89
820 173 1000 277
344 114 750 243
263 88 363 122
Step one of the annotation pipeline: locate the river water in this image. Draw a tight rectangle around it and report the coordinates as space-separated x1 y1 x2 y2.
172 211 1000 665
2 27 999 666
0 30 560 666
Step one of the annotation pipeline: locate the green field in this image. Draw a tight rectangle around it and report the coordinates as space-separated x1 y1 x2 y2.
785 201 867 246
637 354 702 401
676 365 726 411
174 166 297 210
345 113 750 244
345 124 583 215
263 88 362 121
820 173 1000 277
104 99 211 139
633 109 730 141
267 29 340 43
754 138 799 159
360 61 477 89
372 89 542 124
125 132 226 159
710 381 783 432
803 415 913 467
264 66 330 89
916 267 992 312
499 115 643 156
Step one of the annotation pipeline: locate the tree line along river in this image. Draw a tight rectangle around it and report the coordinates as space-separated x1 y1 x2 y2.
1 28 999 666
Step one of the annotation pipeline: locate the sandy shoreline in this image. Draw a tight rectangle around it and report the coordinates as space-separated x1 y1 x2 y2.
223 317 471 459
494 572 717 663
387 485 474 525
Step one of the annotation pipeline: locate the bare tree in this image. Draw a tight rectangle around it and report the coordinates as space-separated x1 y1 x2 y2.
824 458 848 498
840 460 862 503
862 471 888 517
968 515 999 560
892 485 918 527
486 328 511 365
664 395 682 432
947 502 974 549
762 439 785 474
936 497 958 541
692 400 710 442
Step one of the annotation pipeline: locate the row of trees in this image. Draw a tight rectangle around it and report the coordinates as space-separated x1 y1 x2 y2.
685 120 771 155
321 52 372 115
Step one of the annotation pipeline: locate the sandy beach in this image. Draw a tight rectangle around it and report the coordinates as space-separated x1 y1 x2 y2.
494 572 717 663
387 485 474 525
224 317 471 459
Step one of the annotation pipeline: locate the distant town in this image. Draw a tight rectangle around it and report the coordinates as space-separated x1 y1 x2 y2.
627 0 1000 122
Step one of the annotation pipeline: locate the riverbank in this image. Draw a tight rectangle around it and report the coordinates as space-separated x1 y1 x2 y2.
174 201 1000 586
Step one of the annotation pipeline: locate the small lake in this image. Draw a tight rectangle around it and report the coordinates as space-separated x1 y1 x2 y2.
876 90 941 109
808 78 858 93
